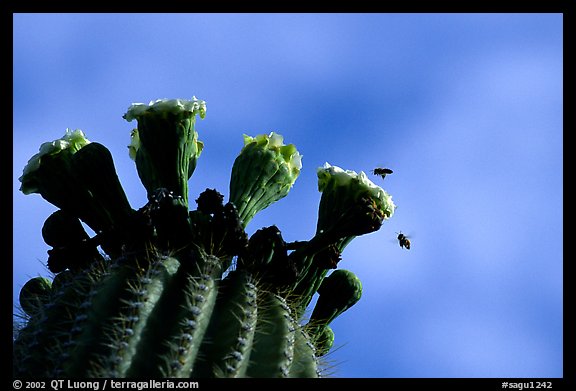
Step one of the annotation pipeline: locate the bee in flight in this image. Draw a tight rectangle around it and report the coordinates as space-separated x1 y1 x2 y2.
371 167 393 180
396 231 411 250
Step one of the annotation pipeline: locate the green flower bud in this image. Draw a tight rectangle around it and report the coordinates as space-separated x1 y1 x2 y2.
189 189 248 260
51 270 74 292
310 269 362 326
123 97 206 206
239 225 298 287
19 277 52 317
212 202 249 258
42 210 104 273
147 188 191 250
42 210 90 248
195 188 224 215
229 132 302 227
310 325 334 357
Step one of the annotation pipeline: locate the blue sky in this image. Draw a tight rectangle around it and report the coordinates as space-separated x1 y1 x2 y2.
12 13 563 378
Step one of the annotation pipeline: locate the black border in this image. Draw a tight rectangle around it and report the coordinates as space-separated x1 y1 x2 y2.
6 1 573 387
4 0 574 13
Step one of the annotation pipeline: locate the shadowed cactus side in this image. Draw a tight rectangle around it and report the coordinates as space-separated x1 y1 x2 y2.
13 97 396 378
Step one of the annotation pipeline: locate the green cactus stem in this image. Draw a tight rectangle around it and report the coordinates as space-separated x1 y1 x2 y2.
14 97 397 378
246 292 296 378
289 327 321 378
191 269 257 378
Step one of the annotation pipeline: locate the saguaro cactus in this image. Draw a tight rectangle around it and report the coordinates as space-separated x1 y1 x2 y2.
13 97 396 378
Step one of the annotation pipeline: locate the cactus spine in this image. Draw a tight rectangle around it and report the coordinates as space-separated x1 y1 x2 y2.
14 98 396 378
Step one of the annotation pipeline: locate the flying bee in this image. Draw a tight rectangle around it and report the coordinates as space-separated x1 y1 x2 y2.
396 231 411 250
371 167 393 180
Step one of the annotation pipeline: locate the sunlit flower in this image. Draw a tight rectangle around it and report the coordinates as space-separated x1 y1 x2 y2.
316 162 395 238
19 129 90 195
19 130 132 247
123 97 206 206
123 98 206 122
229 132 302 227
289 163 395 309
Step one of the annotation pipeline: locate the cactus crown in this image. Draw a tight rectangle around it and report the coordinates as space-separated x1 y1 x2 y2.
14 97 396 378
